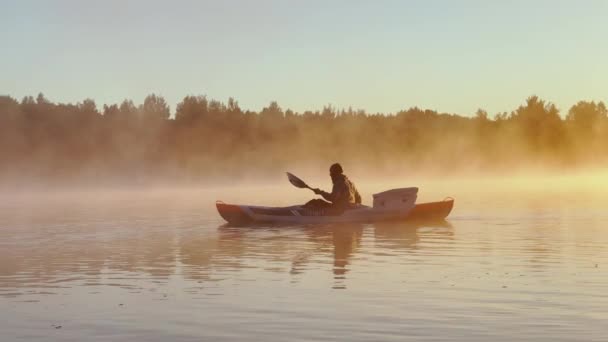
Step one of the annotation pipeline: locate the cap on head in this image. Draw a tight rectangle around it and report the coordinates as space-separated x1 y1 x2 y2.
329 163 343 176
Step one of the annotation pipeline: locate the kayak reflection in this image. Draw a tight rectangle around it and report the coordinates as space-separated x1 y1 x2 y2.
287 224 364 289
213 220 454 289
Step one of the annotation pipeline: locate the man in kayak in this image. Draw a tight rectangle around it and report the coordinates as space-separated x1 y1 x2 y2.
305 163 362 211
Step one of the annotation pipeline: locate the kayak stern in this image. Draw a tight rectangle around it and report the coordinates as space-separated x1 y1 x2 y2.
407 197 454 221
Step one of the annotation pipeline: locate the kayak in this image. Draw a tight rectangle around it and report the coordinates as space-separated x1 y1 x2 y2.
216 187 454 225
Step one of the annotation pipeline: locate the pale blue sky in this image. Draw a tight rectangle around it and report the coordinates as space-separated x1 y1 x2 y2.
2 0 607 115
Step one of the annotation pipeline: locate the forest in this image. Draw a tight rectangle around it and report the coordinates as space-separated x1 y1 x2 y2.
1 93 607 185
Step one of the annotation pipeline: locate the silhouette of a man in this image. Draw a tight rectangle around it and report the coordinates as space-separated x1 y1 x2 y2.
306 163 361 211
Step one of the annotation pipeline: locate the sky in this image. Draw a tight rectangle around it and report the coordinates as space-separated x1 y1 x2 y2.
1 0 607 116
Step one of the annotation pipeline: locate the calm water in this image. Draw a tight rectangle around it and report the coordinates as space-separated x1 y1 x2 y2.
1 180 608 341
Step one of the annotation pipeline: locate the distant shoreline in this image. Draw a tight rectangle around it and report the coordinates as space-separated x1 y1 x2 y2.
1 94 607 184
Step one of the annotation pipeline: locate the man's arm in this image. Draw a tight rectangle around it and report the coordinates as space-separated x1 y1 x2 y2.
314 184 338 202
319 189 334 202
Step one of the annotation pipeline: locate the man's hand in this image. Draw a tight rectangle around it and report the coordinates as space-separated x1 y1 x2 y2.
313 188 322 195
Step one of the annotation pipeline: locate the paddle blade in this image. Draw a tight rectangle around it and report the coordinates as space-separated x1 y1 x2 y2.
286 172 309 189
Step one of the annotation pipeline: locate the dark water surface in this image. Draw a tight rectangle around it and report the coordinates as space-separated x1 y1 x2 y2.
1 181 607 341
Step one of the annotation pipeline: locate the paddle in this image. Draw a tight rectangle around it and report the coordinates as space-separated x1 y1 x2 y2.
286 172 315 192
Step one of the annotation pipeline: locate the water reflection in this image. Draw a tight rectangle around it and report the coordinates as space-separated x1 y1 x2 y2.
0 216 455 296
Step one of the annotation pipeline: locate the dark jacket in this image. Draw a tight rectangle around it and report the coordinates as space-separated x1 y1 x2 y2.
320 174 362 209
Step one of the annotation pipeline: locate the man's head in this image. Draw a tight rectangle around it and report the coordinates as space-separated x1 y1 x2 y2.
329 163 343 177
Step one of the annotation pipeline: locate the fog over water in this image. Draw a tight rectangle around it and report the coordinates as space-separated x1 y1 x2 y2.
2 94 608 188
1 175 607 341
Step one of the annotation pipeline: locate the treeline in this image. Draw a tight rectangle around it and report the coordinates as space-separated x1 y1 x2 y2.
0 93 607 184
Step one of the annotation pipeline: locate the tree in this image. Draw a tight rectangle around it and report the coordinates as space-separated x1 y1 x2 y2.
175 95 208 123
141 94 170 121
103 104 120 119
511 96 560 124
510 96 563 152
567 101 607 131
21 96 35 106
36 92 50 105
0 96 19 120
260 101 283 120
119 99 138 116
475 108 489 122
78 98 99 117
322 104 336 119
226 97 241 115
